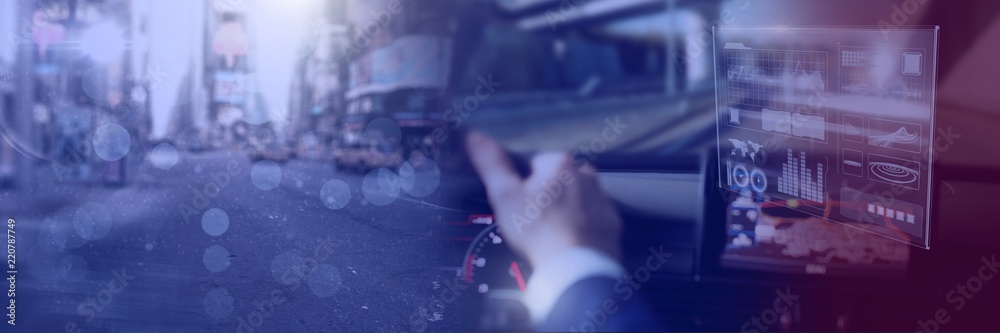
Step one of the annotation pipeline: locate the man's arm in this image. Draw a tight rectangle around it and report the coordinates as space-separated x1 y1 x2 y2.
466 132 664 332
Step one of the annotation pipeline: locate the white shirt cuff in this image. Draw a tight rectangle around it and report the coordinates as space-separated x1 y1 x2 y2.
523 247 625 325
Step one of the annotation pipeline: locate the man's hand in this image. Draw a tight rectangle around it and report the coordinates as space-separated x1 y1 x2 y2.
466 132 622 268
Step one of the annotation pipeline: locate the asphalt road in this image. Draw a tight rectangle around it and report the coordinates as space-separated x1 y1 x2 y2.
4 149 483 333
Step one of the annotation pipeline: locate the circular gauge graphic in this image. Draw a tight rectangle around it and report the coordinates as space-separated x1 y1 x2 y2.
869 162 919 185
461 224 532 295
750 169 767 192
733 164 750 188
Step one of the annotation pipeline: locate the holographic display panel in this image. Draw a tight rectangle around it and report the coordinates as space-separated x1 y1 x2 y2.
714 27 939 249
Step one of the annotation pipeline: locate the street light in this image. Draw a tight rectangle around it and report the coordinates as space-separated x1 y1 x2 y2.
79 22 126 63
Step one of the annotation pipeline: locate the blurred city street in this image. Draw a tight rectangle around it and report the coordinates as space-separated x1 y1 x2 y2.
3 149 480 332
0 0 486 329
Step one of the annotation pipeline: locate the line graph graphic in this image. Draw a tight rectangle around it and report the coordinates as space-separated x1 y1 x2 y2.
844 123 861 136
869 127 919 148
842 75 922 100
842 114 864 143
868 119 922 153
725 49 828 113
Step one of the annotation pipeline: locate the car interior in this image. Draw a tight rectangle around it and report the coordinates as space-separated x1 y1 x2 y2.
437 0 1000 331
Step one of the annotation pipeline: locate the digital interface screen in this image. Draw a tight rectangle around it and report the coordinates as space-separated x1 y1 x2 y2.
714 27 939 249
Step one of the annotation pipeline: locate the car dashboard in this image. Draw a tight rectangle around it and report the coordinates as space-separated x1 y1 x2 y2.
443 151 940 332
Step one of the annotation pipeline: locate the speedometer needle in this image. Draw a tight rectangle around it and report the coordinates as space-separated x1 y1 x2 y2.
510 262 526 292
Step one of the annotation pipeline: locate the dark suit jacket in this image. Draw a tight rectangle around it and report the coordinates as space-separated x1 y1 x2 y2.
537 276 665 332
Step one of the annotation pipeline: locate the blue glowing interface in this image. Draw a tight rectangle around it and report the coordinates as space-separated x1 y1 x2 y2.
714 27 939 249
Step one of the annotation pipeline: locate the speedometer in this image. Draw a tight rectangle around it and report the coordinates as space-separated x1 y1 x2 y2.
460 224 532 295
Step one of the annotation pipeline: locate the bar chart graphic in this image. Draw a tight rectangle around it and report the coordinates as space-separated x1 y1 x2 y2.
777 149 825 203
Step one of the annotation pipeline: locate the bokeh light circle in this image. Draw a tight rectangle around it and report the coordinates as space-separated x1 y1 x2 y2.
203 288 235 319
307 264 343 298
81 66 114 103
362 168 400 206
251 160 282 190
150 142 179 170
93 123 131 161
201 208 230 237
271 251 306 286
203 245 231 273
320 180 351 210
43 207 88 252
73 202 113 241
399 154 440 198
